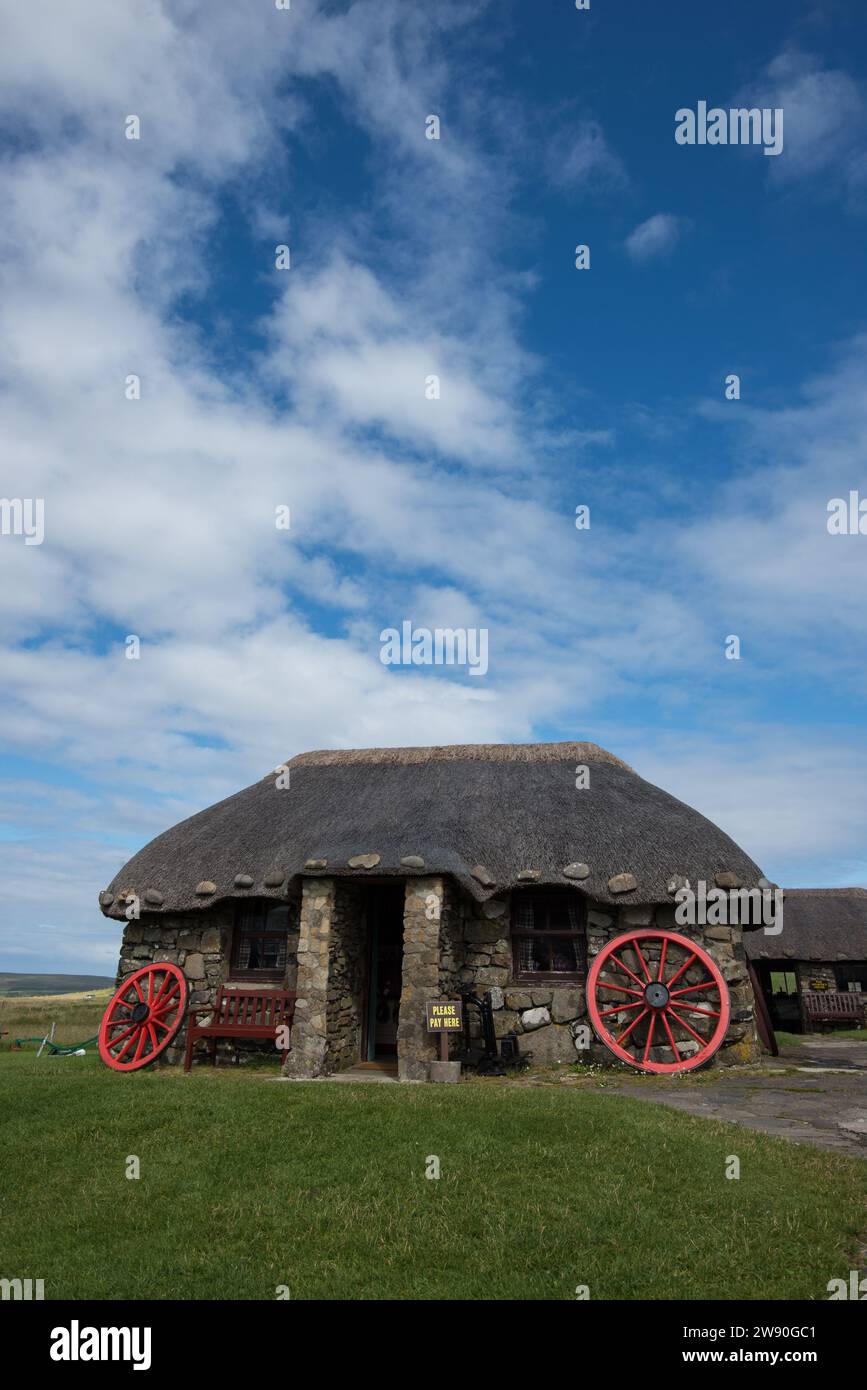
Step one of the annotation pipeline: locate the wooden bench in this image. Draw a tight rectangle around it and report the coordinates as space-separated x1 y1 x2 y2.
801 990 866 1031
184 987 296 1071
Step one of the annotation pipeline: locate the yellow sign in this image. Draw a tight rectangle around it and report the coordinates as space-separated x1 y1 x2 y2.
425 1001 463 1032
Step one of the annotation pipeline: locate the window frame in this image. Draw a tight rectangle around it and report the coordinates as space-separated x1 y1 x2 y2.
229 901 291 983
510 890 586 984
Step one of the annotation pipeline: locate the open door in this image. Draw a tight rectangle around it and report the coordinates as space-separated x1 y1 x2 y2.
747 960 778 1056
362 885 404 1062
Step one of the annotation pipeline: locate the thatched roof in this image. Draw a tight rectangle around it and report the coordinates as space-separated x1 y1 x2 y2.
745 888 867 962
99 741 765 919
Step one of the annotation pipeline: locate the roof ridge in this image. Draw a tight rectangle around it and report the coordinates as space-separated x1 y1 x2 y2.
783 886 867 896
284 742 634 771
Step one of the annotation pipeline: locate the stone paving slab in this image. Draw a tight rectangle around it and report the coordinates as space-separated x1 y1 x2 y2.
611 1040 867 1158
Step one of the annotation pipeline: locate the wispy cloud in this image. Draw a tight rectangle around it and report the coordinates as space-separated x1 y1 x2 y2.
546 119 628 193
742 47 867 201
624 213 689 263
1 4 865 971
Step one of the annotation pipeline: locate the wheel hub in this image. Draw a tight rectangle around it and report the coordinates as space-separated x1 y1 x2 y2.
130 1000 150 1024
644 980 670 1010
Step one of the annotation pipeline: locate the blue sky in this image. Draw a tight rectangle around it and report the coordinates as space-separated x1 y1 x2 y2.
1 0 866 975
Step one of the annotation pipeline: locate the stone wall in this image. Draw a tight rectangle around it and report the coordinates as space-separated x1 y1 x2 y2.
397 876 445 1081
115 899 299 1065
325 881 367 1072
113 877 762 1075
446 890 761 1070
796 960 837 993
282 879 334 1077
281 877 377 1077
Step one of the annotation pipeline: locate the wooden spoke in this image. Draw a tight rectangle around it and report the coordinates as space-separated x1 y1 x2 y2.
664 952 698 991
631 939 653 983
657 936 668 983
615 1008 650 1046
599 1001 645 1019
666 1007 708 1045
595 979 643 998
660 1008 682 1062
670 979 716 998
609 953 645 989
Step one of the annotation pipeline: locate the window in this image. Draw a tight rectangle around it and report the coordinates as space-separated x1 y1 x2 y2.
835 962 867 993
230 903 290 980
511 892 585 982
769 970 798 996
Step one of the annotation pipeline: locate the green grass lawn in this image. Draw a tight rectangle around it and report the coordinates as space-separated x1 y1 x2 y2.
1 1051 864 1301
775 1029 867 1046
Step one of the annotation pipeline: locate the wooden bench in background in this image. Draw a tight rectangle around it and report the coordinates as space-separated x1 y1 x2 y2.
801 990 866 1031
184 986 296 1070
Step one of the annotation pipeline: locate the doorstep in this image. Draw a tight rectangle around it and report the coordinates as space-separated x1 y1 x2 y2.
272 1060 403 1084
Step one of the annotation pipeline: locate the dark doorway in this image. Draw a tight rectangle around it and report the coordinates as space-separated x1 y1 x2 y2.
755 960 802 1032
363 885 405 1061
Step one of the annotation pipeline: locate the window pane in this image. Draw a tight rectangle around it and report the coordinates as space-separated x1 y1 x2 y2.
515 894 582 931
516 934 578 974
237 905 263 934
264 905 290 934
234 902 289 972
515 899 535 932
246 935 286 970
518 936 536 971
545 899 580 931
551 937 579 972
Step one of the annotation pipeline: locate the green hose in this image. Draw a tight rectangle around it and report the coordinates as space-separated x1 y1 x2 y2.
13 1035 99 1055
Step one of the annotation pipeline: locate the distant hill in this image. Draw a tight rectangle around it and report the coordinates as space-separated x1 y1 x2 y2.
0 973 114 997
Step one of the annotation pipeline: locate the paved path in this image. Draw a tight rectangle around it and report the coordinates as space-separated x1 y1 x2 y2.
611 1039 867 1158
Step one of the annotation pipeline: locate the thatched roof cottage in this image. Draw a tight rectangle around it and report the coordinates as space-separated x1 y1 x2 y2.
100 742 768 1077
746 888 867 1032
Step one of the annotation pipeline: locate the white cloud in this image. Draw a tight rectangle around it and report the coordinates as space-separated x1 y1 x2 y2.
624 213 688 263
0 4 865 974
265 257 522 464
742 48 867 200
546 120 627 192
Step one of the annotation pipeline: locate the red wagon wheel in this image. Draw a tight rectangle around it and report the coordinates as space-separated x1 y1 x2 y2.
98 963 188 1072
587 929 730 1075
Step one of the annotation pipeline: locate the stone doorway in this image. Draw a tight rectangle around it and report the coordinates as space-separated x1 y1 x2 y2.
362 885 404 1062
283 873 447 1081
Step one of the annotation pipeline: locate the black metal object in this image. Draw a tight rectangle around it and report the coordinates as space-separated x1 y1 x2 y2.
453 988 531 1074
